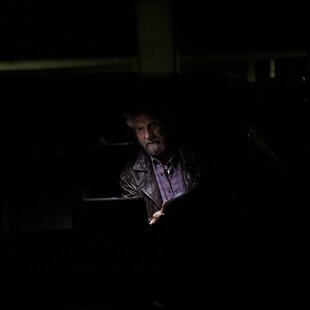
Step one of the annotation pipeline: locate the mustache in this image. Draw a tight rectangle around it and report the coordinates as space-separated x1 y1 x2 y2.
146 140 159 145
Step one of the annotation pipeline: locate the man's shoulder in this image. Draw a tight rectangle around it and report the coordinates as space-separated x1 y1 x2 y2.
179 145 196 160
179 144 202 169
120 150 149 175
121 156 137 175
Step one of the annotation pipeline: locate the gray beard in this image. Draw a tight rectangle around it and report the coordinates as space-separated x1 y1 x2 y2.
145 142 165 156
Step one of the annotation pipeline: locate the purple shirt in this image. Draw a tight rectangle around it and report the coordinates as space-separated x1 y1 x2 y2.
151 155 188 204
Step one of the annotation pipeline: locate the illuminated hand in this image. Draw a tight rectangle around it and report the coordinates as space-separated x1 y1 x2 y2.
149 208 166 225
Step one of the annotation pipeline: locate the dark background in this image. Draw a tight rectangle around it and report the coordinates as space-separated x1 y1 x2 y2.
1 1 310 309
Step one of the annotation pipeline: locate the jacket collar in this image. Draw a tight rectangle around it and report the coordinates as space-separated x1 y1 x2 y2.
133 150 151 173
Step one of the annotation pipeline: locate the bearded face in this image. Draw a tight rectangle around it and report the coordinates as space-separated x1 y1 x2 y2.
132 114 168 157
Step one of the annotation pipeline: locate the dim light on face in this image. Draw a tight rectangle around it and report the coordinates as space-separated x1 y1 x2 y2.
132 113 167 157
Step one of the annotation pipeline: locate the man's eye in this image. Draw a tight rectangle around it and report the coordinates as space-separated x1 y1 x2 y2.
137 127 145 132
150 121 160 128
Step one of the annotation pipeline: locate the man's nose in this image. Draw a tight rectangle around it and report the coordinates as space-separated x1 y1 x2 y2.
145 128 154 139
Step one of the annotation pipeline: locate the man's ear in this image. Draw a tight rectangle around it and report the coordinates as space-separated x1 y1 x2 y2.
132 130 138 141
126 119 134 128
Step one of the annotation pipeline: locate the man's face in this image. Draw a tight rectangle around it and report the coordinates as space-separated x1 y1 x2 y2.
132 113 167 157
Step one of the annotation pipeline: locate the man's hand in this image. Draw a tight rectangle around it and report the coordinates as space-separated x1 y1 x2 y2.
149 208 166 225
149 199 174 224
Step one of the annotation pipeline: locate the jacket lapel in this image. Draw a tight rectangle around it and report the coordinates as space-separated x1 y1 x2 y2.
133 151 163 208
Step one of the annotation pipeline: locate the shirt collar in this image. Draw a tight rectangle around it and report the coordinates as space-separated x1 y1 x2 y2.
151 153 178 169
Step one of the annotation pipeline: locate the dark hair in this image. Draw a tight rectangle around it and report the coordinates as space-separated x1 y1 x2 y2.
122 101 174 129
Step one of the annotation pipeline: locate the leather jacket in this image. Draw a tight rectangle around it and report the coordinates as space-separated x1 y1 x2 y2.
120 147 200 221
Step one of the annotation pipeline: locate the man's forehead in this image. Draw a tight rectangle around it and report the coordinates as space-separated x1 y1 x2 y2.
132 113 158 124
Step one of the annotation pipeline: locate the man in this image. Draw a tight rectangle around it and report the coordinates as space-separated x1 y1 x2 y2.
119 104 200 225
